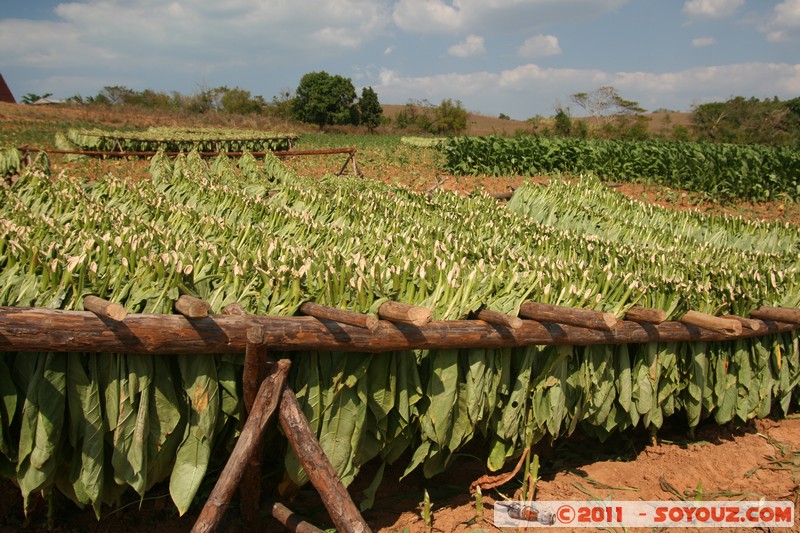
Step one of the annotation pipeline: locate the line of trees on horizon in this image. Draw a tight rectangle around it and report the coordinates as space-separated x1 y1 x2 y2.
29 76 800 146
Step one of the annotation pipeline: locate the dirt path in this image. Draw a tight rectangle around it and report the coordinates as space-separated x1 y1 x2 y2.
369 418 800 532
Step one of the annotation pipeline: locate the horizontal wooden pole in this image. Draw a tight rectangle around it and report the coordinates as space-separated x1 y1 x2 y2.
680 310 742 336
721 314 763 331
474 309 524 329
83 295 127 321
299 302 378 330
377 301 432 327
518 301 620 331
624 305 667 324
749 306 800 325
0 307 796 355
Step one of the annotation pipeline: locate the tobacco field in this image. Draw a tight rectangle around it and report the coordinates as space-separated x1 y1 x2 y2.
1 120 800 522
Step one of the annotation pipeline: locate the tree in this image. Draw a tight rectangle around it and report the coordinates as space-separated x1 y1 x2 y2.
292 71 357 129
570 86 645 123
553 105 572 136
21 92 53 104
358 86 383 133
219 87 264 114
432 99 468 134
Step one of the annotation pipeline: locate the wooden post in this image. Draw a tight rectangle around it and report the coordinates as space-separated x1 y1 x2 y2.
749 306 800 325
279 388 372 533
474 309 524 329
175 295 211 318
624 305 667 324
83 295 127 321
299 302 379 330
241 328 269 531
680 310 742 336
518 301 620 331
191 359 290 533
378 301 432 327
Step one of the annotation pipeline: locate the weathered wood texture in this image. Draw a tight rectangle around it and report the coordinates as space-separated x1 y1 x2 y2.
0 307 796 355
279 388 372 533
624 305 667 324
191 359 290 533
750 306 800 325
377 301 432 326
680 310 742 336
83 296 127 321
518 301 620 331
300 301 378 330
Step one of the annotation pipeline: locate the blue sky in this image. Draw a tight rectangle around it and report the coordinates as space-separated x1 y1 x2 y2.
1 0 798 119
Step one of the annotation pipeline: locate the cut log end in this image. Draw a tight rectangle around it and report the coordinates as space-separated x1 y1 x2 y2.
378 301 433 327
175 295 211 318
83 295 127 321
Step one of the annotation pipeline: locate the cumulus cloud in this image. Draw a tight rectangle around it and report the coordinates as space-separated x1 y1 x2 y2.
392 0 628 35
0 0 391 71
448 35 486 58
517 34 562 58
758 0 800 42
374 62 800 117
691 37 717 47
683 0 744 19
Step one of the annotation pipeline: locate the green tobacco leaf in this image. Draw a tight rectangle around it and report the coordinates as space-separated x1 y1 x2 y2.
170 355 219 516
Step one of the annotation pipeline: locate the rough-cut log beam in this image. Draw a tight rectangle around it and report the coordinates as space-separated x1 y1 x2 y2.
191 359 290 533
175 295 211 318
624 305 667 324
680 310 742 336
473 309 524 329
279 388 372 533
750 306 800 325
518 301 620 331
299 302 378 330
377 301 432 327
721 314 763 331
83 296 127 321
0 307 797 354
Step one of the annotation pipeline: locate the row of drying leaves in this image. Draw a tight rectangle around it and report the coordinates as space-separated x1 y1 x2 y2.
0 147 798 517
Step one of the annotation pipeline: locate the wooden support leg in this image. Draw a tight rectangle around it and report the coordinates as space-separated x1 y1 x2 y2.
191 358 291 533
279 387 373 533
240 327 270 530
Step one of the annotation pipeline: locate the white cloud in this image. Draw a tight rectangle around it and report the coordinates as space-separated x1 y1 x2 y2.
374 62 800 117
691 37 717 47
518 34 562 58
683 0 744 19
448 35 486 58
0 0 391 72
392 0 628 35
758 0 800 42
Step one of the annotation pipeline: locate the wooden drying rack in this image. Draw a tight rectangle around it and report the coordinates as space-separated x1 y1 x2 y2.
2 297 799 532
15 146 363 177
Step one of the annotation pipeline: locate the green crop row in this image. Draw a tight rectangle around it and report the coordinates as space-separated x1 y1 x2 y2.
55 127 299 153
0 151 798 517
442 135 800 201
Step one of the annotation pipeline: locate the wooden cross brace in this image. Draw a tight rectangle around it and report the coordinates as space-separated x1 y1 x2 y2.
191 327 371 533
